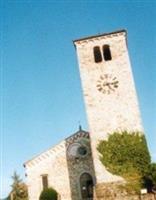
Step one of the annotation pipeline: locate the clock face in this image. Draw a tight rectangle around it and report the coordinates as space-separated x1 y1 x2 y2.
96 74 119 94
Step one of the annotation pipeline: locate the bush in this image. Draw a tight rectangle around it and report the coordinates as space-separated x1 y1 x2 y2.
9 171 28 200
149 163 156 186
39 188 57 200
143 163 156 192
97 131 151 192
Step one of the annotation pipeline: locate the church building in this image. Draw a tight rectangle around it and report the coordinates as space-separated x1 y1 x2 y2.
24 30 144 200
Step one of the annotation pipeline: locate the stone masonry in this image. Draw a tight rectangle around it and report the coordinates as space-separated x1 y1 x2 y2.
24 129 95 200
74 30 144 185
24 141 71 200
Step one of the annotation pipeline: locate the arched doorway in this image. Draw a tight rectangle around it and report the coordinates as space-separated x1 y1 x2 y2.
80 173 94 200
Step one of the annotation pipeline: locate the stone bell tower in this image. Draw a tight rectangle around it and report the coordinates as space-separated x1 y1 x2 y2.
74 30 143 184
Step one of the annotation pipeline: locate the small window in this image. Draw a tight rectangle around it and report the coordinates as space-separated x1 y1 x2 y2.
42 175 48 189
78 146 87 156
93 46 102 63
103 45 112 61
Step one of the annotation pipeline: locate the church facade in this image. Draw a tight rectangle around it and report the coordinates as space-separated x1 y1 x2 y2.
24 128 95 200
24 30 145 200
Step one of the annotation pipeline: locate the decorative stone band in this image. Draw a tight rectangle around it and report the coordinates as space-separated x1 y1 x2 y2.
24 141 65 169
73 30 126 46
66 130 89 147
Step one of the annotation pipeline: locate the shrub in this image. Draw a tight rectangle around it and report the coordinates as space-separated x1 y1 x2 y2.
10 171 28 200
143 163 156 192
97 131 151 192
39 188 57 200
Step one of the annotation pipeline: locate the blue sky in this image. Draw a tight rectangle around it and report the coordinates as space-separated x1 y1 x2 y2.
1 1 156 198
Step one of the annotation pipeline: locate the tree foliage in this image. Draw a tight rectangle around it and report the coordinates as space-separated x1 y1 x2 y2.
143 163 156 192
10 171 28 200
39 188 58 200
97 131 152 192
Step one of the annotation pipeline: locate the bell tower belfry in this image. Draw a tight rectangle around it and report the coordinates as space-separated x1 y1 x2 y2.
74 30 143 184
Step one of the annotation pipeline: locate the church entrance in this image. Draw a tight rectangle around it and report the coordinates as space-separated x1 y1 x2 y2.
80 173 94 200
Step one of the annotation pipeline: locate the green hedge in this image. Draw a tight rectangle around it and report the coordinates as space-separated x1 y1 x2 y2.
143 163 156 192
39 188 57 200
97 131 151 192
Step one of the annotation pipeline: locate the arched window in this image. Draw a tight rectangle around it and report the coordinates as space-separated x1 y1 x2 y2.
103 45 112 61
93 46 102 63
80 173 94 199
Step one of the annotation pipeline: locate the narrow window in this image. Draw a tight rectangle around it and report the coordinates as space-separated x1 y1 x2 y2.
103 45 112 61
93 46 102 63
42 175 48 189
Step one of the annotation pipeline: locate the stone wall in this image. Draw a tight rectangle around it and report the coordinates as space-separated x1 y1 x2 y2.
95 183 156 200
25 140 71 200
65 130 95 200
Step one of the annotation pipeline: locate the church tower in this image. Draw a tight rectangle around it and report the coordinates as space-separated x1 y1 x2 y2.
74 30 143 184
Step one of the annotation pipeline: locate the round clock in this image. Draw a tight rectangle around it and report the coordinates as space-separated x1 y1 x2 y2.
96 74 119 94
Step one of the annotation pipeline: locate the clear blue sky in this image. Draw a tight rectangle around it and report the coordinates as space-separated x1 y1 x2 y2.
1 1 156 198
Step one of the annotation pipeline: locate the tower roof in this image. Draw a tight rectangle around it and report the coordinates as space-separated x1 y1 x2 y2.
73 29 126 45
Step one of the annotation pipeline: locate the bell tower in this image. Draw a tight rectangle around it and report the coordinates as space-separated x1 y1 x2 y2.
74 30 143 184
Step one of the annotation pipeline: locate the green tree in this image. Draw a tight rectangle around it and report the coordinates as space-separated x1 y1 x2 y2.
10 171 28 200
143 163 156 192
97 131 151 192
39 188 57 200
149 163 156 186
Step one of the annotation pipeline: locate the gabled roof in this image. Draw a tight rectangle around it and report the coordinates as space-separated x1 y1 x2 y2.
24 127 89 168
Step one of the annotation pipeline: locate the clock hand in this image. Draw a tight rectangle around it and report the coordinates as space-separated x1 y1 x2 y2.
110 81 118 88
102 83 109 87
108 84 115 91
103 83 113 86
110 81 119 85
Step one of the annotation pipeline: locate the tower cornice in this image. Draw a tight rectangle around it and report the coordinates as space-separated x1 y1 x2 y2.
73 29 127 46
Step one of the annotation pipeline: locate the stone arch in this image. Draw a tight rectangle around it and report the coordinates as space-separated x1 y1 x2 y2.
79 172 94 200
